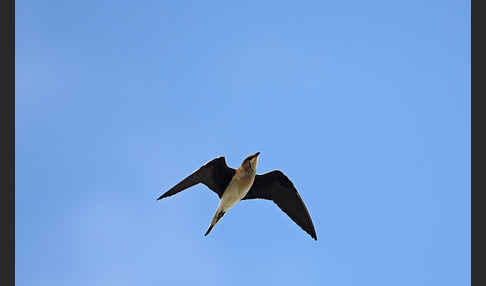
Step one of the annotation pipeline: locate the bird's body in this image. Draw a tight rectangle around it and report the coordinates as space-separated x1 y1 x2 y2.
157 152 317 240
205 159 257 235
219 172 254 211
221 160 257 209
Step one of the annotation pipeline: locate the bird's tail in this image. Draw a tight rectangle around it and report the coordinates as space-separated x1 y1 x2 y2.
204 205 226 236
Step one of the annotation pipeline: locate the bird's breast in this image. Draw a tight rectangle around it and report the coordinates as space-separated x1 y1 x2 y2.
219 174 255 211
236 175 255 193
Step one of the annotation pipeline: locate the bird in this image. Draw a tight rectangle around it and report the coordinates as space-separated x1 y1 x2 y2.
157 152 317 240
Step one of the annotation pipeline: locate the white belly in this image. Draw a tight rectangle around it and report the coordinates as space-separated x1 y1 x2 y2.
219 179 252 211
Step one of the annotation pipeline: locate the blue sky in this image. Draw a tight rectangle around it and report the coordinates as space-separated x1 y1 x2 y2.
16 1 470 285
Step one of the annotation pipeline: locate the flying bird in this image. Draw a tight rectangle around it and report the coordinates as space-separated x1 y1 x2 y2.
157 152 317 240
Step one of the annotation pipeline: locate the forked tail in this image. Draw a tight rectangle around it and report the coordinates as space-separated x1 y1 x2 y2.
204 206 226 236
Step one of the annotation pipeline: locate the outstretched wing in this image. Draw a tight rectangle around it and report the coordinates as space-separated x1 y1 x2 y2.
157 157 236 200
243 170 317 240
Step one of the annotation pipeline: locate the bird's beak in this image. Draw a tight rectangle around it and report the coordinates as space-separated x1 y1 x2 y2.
255 152 260 157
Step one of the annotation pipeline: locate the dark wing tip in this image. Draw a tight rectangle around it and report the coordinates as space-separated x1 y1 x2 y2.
308 220 317 240
303 225 317 240
306 221 317 241
269 170 318 241
156 192 169 200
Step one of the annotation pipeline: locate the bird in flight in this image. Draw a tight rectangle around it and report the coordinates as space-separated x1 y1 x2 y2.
157 152 317 240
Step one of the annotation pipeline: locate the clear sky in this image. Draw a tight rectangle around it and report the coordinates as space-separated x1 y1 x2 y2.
16 1 470 285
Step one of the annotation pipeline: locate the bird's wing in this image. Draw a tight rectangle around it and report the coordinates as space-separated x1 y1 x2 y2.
243 170 317 240
157 157 236 200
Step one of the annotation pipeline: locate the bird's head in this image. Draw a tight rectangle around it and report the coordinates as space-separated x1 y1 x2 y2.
241 152 260 174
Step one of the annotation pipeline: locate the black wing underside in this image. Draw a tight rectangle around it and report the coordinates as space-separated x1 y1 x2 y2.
157 157 235 200
243 170 317 240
